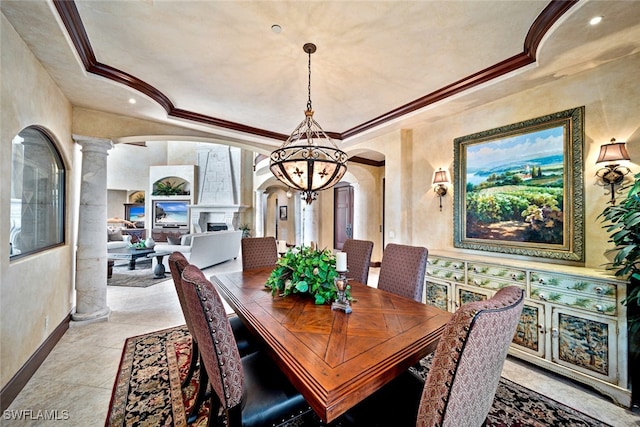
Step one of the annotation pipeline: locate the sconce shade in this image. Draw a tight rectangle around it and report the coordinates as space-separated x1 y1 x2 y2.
433 169 449 185
596 138 630 164
595 138 633 205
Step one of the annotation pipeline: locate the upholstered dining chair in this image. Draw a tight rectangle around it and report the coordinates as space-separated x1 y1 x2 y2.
168 251 199 387
241 236 279 270
377 243 428 302
168 252 260 422
180 264 308 427
341 239 374 285
340 286 524 427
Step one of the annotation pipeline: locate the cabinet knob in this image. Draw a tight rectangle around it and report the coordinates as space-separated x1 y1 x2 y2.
595 304 604 313
538 293 547 301
538 278 545 284
511 273 517 280
595 286 603 295
538 324 545 334
551 328 559 338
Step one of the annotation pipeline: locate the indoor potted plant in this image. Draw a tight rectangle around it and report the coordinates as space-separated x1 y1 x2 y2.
265 246 347 305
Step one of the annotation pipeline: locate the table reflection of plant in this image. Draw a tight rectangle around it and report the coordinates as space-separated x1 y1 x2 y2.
265 246 350 305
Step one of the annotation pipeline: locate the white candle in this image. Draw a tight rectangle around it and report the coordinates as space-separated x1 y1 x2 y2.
278 240 288 253
336 252 347 272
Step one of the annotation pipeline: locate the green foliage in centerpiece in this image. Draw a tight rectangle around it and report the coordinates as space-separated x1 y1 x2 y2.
265 246 349 305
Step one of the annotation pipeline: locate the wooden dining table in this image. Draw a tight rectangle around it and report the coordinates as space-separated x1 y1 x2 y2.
210 267 452 423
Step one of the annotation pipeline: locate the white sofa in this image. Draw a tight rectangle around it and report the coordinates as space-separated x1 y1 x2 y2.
107 228 131 250
154 230 242 269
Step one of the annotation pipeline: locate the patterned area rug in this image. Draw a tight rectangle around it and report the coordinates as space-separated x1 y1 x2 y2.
108 259 165 288
106 325 612 427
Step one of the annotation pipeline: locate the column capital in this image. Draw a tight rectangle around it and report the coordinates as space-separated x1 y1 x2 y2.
72 134 113 154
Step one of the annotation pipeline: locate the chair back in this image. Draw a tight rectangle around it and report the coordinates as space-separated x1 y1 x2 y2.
377 243 428 302
342 239 374 284
417 286 524 427
241 236 278 270
180 264 244 411
168 252 194 335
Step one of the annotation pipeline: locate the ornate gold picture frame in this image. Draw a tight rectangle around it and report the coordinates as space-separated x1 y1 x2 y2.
453 106 585 262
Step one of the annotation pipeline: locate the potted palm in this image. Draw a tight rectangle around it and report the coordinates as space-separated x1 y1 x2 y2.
599 171 640 403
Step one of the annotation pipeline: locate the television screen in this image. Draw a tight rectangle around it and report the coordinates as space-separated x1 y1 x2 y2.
127 205 145 223
154 200 189 227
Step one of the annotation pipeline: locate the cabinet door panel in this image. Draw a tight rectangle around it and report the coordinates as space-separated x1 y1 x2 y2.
552 308 618 383
512 301 545 357
425 280 451 312
454 284 491 309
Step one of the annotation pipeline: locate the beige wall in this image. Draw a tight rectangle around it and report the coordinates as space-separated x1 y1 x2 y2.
349 51 640 270
1 14 76 387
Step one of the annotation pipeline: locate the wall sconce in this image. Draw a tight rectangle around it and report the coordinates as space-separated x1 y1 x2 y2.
432 168 449 211
595 137 632 205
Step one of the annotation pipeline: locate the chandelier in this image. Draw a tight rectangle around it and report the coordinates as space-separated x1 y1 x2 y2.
270 43 348 204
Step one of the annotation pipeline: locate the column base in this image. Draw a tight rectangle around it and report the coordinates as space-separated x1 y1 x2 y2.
71 307 111 324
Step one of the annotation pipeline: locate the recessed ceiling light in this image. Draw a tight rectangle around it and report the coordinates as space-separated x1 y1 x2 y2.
271 24 282 34
590 16 603 26
128 98 136 104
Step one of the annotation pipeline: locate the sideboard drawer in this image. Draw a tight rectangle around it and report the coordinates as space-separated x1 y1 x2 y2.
426 257 465 283
467 263 526 283
530 271 618 316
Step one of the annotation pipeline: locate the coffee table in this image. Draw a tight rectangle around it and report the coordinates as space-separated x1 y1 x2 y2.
107 247 155 270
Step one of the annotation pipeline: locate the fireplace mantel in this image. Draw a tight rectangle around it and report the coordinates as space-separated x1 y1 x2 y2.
189 204 247 233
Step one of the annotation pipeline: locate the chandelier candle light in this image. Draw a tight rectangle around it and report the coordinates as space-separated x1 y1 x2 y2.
332 252 352 314
270 43 348 204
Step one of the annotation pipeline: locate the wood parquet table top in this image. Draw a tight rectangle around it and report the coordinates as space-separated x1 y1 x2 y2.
211 267 451 423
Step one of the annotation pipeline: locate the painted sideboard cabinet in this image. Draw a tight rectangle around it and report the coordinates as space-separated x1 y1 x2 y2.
425 251 630 408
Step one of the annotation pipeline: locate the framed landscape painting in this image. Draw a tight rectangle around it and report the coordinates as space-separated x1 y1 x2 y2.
453 107 584 262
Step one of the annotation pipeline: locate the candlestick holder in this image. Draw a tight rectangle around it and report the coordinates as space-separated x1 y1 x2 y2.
331 270 352 314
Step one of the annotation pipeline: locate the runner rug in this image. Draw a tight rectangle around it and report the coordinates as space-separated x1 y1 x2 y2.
105 325 612 427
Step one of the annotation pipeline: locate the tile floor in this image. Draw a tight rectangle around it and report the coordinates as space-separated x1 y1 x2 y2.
4 258 640 426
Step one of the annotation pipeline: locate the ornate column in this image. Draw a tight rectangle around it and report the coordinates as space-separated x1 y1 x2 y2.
254 190 266 237
301 198 319 247
72 135 113 323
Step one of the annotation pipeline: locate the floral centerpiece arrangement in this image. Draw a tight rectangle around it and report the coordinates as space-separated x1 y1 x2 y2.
265 246 350 305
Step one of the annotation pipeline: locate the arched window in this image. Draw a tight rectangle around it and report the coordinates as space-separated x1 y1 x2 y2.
10 127 65 258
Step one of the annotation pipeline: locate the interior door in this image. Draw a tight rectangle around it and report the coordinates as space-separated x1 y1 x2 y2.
334 185 353 250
